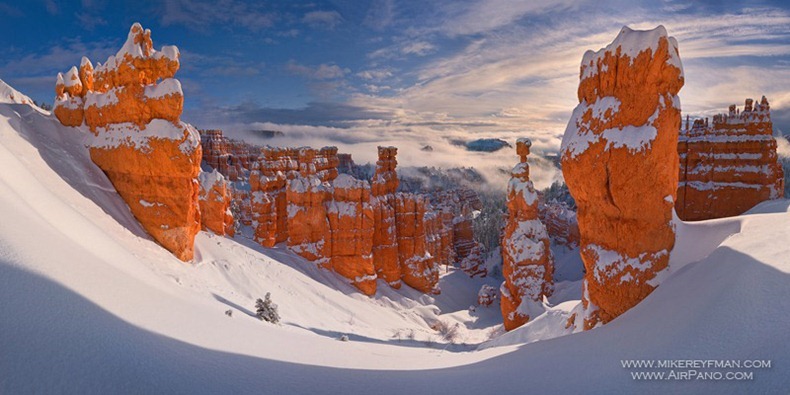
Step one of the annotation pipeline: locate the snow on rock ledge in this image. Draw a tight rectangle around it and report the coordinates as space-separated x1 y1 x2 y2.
561 25 684 330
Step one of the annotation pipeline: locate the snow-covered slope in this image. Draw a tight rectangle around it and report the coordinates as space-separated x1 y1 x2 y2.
0 91 788 393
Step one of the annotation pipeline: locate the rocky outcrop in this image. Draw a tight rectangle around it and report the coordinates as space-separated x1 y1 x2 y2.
327 174 376 295
478 284 497 307
198 170 234 236
286 148 331 265
54 23 201 261
395 193 440 294
677 97 785 220
560 26 684 329
371 146 401 288
539 200 580 248
500 139 554 331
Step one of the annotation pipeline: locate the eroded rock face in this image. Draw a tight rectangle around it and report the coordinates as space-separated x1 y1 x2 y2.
54 23 201 261
198 170 234 236
371 146 401 288
286 148 331 265
560 26 684 329
500 139 554 331
395 193 440 294
327 174 376 295
677 97 785 220
478 284 497 307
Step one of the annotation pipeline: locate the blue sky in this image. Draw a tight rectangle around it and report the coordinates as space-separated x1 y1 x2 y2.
2 0 789 187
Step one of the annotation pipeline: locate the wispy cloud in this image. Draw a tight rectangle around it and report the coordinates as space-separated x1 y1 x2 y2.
160 0 276 32
285 60 349 80
302 10 343 30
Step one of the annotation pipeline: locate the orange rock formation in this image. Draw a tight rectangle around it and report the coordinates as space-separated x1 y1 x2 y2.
286 148 332 264
395 193 440 294
327 174 376 295
54 23 201 261
676 97 784 220
561 26 684 329
198 170 235 236
500 139 554 331
371 146 402 288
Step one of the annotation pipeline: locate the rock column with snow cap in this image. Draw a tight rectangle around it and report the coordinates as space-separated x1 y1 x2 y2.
198 170 234 237
371 146 401 288
560 26 684 329
500 138 554 331
52 23 201 261
286 148 332 265
395 193 440 294
326 174 376 295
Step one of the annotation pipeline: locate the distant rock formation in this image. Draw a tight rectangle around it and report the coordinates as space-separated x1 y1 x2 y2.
371 147 402 288
198 170 234 236
465 138 512 152
198 131 478 296
54 23 201 261
500 139 554 331
561 26 684 329
539 200 579 248
677 97 785 220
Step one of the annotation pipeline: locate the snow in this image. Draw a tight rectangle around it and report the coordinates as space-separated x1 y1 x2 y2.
0 81 789 393
144 78 182 99
84 87 119 108
198 169 224 192
0 79 40 110
88 119 198 154
63 66 81 88
581 25 683 81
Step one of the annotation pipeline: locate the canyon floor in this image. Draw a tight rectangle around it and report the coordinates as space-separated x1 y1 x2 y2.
1 97 788 393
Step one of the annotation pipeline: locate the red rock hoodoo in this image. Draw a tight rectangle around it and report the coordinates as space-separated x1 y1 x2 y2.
54 23 201 261
327 174 376 295
676 97 785 220
395 193 441 294
371 146 402 288
198 170 235 236
500 138 554 331
286 148 332 265
560 26 684 329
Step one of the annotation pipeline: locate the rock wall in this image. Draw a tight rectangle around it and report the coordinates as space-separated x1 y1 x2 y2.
54 23 201 261
371 146 402 288
326 174 376 295
198 170 234 236
500 139 554 331
395 193 440 294
677 97 785 220
286 148 332 265
560 26 684 329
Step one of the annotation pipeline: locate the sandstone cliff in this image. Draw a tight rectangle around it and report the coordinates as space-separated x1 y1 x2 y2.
677 97 785 220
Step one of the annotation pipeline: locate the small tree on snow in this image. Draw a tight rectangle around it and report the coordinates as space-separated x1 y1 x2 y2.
255 293 280 324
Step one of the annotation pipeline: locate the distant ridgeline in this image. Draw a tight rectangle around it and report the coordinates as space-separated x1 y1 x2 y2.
677 97 785 221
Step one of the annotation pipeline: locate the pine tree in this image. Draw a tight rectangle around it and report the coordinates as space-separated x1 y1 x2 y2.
255 292 280 324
